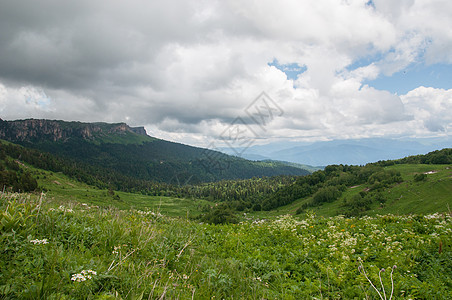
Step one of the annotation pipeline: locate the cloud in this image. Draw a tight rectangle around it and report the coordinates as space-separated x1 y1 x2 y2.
0 0 451 146
402 87 452 133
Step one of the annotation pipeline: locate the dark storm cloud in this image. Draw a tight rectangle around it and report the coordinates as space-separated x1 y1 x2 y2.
0 0 206 90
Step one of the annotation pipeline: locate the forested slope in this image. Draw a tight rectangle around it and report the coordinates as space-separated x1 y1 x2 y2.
0 119 309 184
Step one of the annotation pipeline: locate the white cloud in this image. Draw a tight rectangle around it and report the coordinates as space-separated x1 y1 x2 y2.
0 85 53 117
402 87 452 133
0 0 451 146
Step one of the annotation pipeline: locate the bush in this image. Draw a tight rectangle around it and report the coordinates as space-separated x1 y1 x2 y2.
200 204 238 224
414 173 427 182
311 186 342 205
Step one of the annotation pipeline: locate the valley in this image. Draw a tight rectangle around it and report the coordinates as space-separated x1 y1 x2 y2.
0 120 451 299
2 1 451 298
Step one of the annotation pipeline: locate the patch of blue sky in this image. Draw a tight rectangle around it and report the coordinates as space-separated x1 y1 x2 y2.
363 63 452 95
268 59 307 80
365 0 375 9
26 92 52 110
345 51 387 71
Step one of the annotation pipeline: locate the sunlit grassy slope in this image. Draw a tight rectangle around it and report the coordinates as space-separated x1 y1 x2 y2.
34 167 212 217
251 164 452 219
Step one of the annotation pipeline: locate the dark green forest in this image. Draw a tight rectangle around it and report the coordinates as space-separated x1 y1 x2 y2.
0 146 38 192
9 138 309 183
0 141 300 200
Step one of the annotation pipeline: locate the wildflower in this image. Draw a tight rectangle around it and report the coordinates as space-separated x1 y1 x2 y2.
358 262 396 300
71 273 86 282
82 270 97 276
71 270 97 282
424 213 441 219
57 205 74 213
30 239 49 245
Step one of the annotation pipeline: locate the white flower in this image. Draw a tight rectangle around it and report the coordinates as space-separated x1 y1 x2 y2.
71 273 86 282
425 213 441 219
30 238 49 245
57 205 74 213
72 270 97 282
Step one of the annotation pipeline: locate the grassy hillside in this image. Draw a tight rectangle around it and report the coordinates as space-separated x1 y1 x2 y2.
14 155 450 221
376 164 452 214
90 130 156 145
32 165 212 218
1 192 450 299
252 163 451 219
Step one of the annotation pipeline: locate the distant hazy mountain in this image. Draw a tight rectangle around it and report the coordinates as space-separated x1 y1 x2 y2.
221 138 452 166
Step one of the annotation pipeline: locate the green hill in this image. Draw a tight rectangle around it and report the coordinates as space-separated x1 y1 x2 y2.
257 163 451 219
194 149 451 220
0 119 310 185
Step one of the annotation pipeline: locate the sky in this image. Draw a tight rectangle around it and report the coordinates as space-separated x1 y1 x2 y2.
0 0 451 149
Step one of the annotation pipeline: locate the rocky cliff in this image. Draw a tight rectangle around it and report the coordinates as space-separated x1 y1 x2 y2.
0 118 148 142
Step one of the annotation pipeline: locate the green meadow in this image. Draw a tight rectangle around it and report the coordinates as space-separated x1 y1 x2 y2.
1 192 451 299
35 168 212 217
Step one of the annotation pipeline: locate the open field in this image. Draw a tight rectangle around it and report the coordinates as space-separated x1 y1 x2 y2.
1 192 451 299
33 167 212 218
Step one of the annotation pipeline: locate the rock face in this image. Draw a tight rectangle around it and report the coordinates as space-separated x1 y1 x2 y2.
0 118 148 142
129 126 147 136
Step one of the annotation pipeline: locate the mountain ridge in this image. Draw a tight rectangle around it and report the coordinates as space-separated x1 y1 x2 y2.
0 118 149 143
221 137 452 166
0 119 310 185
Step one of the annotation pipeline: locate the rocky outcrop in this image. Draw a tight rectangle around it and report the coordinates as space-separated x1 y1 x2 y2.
0 118 148 142
130 126 147 136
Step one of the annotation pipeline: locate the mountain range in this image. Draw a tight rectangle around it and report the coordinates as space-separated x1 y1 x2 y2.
221 137 452 166
0 118 309 185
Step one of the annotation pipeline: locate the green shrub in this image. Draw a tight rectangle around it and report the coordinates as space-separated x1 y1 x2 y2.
414 173 427 182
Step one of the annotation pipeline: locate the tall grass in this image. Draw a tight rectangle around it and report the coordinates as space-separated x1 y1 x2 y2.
1 192 451 299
